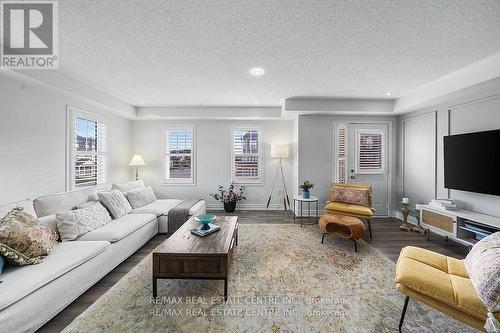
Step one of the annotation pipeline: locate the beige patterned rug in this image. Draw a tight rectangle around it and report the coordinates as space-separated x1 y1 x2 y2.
63 224 477 333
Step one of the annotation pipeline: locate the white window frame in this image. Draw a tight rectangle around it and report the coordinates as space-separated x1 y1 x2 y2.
355 128 385 175
66 106 108 191
164 125 196 185
231 126 263 185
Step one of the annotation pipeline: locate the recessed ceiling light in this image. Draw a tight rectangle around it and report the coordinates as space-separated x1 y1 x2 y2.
140 101 145 104
249 67 265 77
386 92 391 96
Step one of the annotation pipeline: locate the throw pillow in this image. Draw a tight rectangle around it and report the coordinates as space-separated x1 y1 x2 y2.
331 186 370 207
127 186 157 209
464 232 500 315
97 190 132 219
0 207 58 265
56 202 112 241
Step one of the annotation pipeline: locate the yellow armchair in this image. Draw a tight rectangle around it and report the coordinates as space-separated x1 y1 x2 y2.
325 183 374 238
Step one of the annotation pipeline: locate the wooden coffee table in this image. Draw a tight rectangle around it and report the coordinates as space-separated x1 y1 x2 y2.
152 216 238 300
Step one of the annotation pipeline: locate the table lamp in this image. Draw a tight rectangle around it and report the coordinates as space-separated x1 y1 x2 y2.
129 155 146 180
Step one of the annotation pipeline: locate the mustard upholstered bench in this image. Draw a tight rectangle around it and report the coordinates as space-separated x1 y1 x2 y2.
395 246 499 332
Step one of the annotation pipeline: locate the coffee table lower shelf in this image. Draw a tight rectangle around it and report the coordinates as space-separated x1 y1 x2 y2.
152 253 233 299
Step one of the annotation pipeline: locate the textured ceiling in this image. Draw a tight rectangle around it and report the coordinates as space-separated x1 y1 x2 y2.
58 0 500 106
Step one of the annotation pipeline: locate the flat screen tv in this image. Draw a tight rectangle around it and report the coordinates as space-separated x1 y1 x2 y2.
444 129 500 196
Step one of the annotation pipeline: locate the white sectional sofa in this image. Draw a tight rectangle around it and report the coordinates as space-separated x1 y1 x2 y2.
0 182 206 333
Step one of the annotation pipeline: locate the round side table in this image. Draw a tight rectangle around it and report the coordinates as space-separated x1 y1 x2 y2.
293 195 319 227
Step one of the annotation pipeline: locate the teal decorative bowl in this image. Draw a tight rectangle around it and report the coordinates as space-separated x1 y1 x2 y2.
195 214 217 230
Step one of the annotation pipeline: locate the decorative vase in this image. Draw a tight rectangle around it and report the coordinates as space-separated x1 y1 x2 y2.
302 190 310 199
224 201 237 213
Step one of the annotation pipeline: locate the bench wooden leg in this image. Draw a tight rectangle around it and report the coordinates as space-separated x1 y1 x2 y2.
399 296 409 333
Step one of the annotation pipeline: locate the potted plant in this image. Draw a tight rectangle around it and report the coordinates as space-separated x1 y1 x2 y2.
210 182 246 213
299 181 314 198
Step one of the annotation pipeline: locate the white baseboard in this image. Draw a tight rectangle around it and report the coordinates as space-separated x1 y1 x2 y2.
206 203 286 211
206 203 325 215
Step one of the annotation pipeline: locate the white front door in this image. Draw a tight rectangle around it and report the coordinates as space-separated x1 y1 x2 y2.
347 123 389 216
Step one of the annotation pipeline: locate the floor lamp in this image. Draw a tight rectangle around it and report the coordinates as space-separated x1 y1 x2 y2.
266 144 290 211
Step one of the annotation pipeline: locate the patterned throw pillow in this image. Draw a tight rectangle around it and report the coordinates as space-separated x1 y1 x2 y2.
127 186 157 209
331 187 370 207
56 202 112 241
0 207 58 265
97 190 132 219
464 232 500 312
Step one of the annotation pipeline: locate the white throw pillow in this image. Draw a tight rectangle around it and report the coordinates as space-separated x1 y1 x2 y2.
97 190 132 219
56 202 111 241
127 186 157 209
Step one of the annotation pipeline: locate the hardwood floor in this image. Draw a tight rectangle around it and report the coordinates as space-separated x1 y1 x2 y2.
38 211 468 333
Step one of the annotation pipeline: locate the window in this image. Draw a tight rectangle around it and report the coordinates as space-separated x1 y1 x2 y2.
165 126 195 184
67 107 107 190
232 127 262 184
336 124 347 183
356 130 384 173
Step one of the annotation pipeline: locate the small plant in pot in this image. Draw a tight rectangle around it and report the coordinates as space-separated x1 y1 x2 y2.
299 181 314 199
210 182 246 213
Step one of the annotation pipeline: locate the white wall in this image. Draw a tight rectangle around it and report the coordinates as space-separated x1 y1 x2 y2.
297 115 398 214
0 74 132 205
397 77 500 217
131 119 295 209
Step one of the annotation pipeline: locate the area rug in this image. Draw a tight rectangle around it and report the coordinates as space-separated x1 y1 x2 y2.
63 224 477 333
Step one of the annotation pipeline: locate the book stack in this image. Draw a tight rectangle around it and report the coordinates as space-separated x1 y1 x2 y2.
429 198 458 211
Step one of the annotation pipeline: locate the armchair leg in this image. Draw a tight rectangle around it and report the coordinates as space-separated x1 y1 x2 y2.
321 233 327 244
399 296 410 333
352 240 357 252
367 219 373 239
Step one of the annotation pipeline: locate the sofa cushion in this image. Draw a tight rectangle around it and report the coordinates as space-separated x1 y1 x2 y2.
97 190 132 219
33 188 99 218
76 213 156 243
0 208 58 266
127 186 157 209
55 202 112 241
325 202 373 217
112 180 145 194
130 199 181 216
0 240 110 311
396 246 489 321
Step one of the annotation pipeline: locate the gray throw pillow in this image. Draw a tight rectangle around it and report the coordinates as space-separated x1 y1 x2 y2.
56 202 111 241
127 186 157 209
97 190 132 219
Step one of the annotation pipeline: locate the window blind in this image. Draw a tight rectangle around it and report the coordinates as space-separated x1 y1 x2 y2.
336 124 347 183
232 128 261 183
165 128 194 183
74 117 107 187
358 132 382 170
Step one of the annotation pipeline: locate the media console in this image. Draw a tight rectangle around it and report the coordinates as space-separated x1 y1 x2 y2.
415 204 500 249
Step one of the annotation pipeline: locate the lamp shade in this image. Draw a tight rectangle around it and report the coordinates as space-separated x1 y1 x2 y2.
129 155 146 166
270 144 289 158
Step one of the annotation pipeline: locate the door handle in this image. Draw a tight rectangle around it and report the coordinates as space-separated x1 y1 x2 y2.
350 175 355 179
